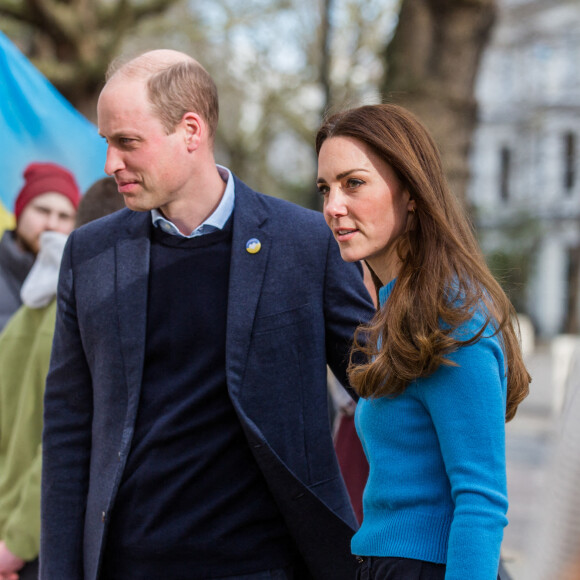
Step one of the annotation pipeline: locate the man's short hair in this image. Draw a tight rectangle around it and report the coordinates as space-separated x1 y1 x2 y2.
106 52 219 140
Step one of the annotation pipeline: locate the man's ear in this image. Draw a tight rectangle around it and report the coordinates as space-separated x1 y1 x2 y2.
182 112 204 152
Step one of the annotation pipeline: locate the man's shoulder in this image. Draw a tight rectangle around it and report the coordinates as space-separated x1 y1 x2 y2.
73 207 146 241
260 192 322 220
235 177 326 228
64 208 148 265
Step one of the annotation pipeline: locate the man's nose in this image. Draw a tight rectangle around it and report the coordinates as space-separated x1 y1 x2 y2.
104 147 124 175
46 212 61 230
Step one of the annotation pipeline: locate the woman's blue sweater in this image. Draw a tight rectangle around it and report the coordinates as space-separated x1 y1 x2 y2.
351 279 508 579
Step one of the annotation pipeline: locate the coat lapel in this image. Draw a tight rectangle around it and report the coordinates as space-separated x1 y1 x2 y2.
226 179 271 398
115 212 151 407
112 187 269 405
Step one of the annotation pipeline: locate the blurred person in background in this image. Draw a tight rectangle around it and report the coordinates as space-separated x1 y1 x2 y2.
0 162 80 332
0 177 124 580
316 103 530 580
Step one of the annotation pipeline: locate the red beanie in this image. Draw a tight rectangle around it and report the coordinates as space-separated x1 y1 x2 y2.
15 162 81 220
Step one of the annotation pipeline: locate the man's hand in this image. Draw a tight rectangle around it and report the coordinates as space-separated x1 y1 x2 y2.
0 541 24 580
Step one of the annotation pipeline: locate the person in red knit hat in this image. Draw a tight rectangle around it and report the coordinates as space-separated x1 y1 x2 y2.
0 162 80 332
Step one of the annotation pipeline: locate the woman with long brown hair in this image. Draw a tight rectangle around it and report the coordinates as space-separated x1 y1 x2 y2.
316 103 530 580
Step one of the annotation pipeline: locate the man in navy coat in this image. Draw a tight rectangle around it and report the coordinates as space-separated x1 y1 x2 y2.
40 50 374 579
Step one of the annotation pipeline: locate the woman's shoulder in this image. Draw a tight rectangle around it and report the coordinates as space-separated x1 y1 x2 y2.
446 306 506 385
455 305 496 337
441 278 498 339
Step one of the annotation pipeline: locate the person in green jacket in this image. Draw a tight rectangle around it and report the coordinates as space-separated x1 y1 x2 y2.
0 177 124 580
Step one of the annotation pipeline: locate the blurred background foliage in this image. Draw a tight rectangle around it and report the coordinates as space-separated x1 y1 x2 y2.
0 0 497 210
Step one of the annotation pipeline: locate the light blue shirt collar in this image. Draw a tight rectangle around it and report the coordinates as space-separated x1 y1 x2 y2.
151 165 235 238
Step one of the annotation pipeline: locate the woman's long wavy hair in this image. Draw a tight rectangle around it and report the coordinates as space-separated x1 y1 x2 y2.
316 103 530 422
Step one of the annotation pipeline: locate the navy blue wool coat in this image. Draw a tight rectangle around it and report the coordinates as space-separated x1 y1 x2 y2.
40 176 375 580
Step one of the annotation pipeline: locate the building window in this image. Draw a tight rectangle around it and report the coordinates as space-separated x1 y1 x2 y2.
564 132 576 193
500 146 511 201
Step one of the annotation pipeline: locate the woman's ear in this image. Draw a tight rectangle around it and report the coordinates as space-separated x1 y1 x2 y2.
408 199 416 213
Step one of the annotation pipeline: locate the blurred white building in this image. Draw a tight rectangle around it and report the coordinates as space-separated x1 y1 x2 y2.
469 0 580 338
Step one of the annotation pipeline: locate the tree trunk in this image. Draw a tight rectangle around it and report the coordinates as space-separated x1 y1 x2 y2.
381 0 497 205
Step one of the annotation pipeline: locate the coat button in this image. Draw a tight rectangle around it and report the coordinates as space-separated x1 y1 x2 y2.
102 511 106 523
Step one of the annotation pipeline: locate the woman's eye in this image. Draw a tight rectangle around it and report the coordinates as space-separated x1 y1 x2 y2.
346 178 364 189
317 185 329 195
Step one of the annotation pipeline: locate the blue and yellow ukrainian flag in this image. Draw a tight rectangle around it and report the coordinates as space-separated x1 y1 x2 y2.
0 31 107 233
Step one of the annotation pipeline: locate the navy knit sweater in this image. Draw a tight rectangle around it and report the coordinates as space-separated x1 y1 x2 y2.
102 220 294 579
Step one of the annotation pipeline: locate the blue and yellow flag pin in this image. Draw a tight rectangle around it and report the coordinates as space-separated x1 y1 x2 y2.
246 238 261 254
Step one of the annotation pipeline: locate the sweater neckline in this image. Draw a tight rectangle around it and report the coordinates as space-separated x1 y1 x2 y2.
378 278 397 306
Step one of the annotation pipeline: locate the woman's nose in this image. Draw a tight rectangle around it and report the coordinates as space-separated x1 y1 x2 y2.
324 188 348 219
